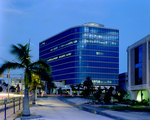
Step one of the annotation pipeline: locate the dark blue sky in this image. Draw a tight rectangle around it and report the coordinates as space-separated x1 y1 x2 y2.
0 0 150 81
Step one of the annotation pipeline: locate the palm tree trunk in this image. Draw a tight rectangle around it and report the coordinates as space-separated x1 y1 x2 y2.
50 88 52 94
32 90 36 104
77 91 80 96
35 87 37 100
22 86 30 116
45 82 47 95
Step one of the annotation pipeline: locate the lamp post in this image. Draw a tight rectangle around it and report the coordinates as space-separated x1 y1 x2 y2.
8 69 10 100
95 80 97 93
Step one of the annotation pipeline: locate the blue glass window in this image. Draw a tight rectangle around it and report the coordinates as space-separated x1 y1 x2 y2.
135 45 142 85
39 25 119 85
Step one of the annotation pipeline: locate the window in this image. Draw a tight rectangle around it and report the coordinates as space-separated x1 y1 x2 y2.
135 45 142 85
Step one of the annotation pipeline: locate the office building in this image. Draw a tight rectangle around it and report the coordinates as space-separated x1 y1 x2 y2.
118 72 128 90
127 34 150 101
39 23 119 87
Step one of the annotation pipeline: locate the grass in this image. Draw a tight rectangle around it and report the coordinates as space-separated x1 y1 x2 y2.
0 98 21 106
61 95 97 99
62 96 74 98
16 112 22 118
99 106 150 112
16 112 36 118
37 96 48 98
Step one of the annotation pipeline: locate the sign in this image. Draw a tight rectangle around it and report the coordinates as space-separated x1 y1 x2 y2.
83 22 104 27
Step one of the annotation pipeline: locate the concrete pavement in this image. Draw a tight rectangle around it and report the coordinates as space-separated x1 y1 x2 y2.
0 96 32 120
5 97 150 120
0 102 23 120
64 97 150 120
17 97 113 120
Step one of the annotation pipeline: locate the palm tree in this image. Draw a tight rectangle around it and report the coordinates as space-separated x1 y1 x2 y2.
31 79 44 104
0 43 51 116
83 76 93 97
29 73 45 104
0 86 3 92
10 86 16 92
47 81 56 94
34 67 53 95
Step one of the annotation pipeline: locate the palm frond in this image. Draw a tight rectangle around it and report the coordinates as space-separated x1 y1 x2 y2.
30 59 50 72
11 44 32 66
33 67 52 82
0 62 24 74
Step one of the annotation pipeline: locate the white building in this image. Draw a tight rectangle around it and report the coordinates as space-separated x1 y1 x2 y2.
127 34 150 102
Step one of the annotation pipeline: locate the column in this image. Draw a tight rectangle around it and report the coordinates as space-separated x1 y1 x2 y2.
146 88 150 105
129 90 138 100
128 50 131 87
146 41 149 85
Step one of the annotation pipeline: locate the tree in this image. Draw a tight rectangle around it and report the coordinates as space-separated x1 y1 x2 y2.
0 43 51 116
2 82 8 87
0 86 3 92
115 89 128 102
76 83 83 96
36 67 53 95
104 86 114 104
28 73 44 104
83 76 93 97
94 86 103 102
47 81 56 94
10 86 16 92
58 87 62 95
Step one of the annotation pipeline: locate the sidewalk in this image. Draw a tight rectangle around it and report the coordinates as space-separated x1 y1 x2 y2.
0 102 23 120
16 97 114 120
0 97 32 120
64 97 150 120
7 97 150 120
0 99 22 112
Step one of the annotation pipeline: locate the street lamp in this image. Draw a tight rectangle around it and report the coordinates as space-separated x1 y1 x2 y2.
7 69 10 99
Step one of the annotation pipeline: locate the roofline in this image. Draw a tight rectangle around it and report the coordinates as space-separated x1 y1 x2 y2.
127 34 150 52
119 72 127 75
40 25 119 44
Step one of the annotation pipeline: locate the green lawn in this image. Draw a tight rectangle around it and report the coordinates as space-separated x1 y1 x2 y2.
37 96 48 98
0 98 21 106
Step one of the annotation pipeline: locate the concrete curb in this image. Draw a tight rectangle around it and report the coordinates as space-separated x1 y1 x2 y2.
20 115 42 120
58 97 127 120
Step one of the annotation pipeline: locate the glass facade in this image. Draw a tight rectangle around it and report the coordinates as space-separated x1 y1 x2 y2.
118 73 128 90
135 45 143 85
39 23 119 85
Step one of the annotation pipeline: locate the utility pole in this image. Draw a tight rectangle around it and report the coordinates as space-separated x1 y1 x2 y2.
8 69 10 100
21 73 23 92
